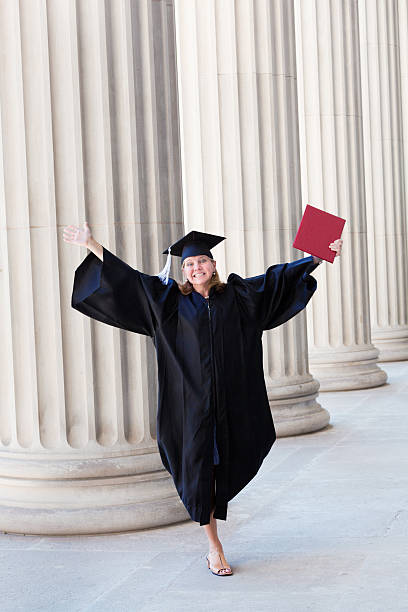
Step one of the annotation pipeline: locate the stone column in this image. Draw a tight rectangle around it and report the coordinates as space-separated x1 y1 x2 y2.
399 0 408 237
0 0 186 535
295 0 387 390
359 0 408 361
174 0 329 435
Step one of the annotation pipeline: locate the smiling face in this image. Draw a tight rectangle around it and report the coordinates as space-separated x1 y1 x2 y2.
182 255 216 288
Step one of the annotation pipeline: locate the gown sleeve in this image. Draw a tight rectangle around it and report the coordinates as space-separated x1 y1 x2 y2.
227 255 320 331
71 246 178 337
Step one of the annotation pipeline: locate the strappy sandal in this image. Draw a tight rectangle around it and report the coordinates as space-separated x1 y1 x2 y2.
206 550 233 576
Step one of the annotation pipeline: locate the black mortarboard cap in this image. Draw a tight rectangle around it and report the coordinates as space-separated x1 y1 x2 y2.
158 230 225 284
163 230 225 261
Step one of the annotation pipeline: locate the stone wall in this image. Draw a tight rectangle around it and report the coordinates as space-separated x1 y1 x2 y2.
0 0 406 534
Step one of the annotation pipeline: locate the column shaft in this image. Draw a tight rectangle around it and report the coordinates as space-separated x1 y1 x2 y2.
295 0 387 390
399 0 408 236
0 0 186 534
359 0 408 361
175 0 329 436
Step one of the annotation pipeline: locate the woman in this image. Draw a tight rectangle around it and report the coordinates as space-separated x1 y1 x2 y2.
64 222 343 576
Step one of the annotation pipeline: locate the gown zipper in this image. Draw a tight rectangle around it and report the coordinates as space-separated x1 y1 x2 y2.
204 292 227 523
205 296 219 484
205 295 217 424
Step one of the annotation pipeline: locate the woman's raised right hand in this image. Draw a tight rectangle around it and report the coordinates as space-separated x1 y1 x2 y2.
63 222 92 248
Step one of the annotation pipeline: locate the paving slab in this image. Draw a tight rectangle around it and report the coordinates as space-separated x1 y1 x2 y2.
0 361 407 612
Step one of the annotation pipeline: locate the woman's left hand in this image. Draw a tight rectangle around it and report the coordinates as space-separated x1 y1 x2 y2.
329 238 343 257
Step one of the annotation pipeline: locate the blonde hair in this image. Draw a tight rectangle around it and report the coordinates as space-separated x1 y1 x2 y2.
178 260 226 295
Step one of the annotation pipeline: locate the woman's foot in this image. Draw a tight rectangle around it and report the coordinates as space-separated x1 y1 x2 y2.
206 548 233 575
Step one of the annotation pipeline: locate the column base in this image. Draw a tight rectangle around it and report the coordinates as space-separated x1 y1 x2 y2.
309 345 388 391
0 448 189 535
267 374 330 437
372 327 408 362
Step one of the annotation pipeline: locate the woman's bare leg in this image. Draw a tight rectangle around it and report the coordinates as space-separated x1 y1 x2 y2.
202 470 232 574
203 509 220 551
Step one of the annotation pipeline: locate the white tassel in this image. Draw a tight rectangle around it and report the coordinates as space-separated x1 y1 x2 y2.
157 247 172 285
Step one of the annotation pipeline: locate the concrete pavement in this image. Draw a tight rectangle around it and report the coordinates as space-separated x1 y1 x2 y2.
1 361 407 612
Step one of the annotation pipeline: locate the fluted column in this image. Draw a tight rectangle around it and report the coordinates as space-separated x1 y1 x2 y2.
0 0 186 535
359 0 408 361
174 0 329 436
399 0 408 237
295 0 387 390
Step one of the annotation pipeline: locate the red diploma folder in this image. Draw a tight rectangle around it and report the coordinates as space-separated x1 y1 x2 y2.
293 204 346 263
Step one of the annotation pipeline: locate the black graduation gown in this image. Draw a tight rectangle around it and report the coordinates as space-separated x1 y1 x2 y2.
71 247 319 525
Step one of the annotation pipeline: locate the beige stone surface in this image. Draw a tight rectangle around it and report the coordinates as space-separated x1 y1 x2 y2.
175 0 328 436
0 361 406 612
1 0 406 537
0 0 186 534
400 0 408 238
359 0 408 362
295 0 387 391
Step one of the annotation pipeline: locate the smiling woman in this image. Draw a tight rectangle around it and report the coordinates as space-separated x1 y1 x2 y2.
179 255 226 296
65 224 339 576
